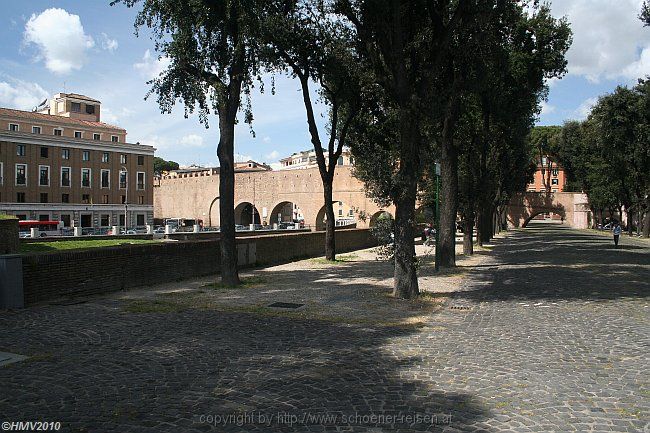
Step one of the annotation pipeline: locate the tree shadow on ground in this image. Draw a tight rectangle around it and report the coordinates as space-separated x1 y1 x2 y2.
454 224 650 303
0 264 490 433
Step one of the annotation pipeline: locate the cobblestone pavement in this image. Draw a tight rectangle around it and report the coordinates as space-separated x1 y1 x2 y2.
0 223 648 432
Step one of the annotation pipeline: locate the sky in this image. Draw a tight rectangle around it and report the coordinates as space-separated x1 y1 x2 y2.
0 1 648 168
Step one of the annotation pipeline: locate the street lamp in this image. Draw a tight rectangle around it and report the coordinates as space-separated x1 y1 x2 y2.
121 165 128 230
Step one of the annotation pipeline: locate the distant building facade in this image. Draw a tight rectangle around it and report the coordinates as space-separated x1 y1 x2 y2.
527 156 567 193
278 148 353 170
0 93 155 228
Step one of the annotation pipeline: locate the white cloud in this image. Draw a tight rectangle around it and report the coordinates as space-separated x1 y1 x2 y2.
101 107 135 126
549 0 650 82
574 97 598 120
101 33 118 52
23 8 95 74
265 150 279 160
235 153 252 162
0 77 49 110
134 49 171 80
262 136 271 143
540 101 556 116
179 134 205 148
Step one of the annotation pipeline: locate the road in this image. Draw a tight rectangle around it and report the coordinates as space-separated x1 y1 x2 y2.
0 222 648 432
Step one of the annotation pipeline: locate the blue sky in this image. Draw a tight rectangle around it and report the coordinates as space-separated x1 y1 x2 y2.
0 1 648 167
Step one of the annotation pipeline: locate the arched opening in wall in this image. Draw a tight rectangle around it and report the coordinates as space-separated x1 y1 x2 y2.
270 201 303 225
369 211 394 227
235 202 261 226
315 200 356 231
523 209 566 228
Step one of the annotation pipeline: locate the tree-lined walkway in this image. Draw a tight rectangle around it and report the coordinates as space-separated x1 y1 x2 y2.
0 223 648 432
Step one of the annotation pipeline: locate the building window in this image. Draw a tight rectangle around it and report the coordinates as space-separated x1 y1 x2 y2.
82 194 90 204
54 128 63 136
137 155 144 166
62 194 69 203
9 123 19 132
74 131 83 139
16 192 25 203
39 165 50 186
551 178 559 185
32 126 41 134
102 195 109 204
93 133 101 141
121 195 126 204
86 105 95 115
71 102 81 112
16 144 25 156
41 147 48 158
82 151 90 161
40 193 48 203
100 214 110 227
15 164 27 185
119 171 127 189
81 168 91 188
338 156 343 165
339 208 343 216
552 169 559 177
60 215 71 227
61 167 71 187
101 169 110 188
138 196 144 205
102 152 109 163
111 135 119 142
136 214 145 226
120 154 127 164
136 172 145 190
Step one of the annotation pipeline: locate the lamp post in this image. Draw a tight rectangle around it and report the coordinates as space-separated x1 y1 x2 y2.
434 162 441 272
121 165 128 230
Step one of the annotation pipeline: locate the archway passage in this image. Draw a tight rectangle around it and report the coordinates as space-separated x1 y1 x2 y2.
315 201 356 231
369 210 394 227
522 210 566 228
270 201 300 224
235 202 261 226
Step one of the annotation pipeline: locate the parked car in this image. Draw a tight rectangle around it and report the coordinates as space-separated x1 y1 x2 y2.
154 227 166 234
235 224 247 231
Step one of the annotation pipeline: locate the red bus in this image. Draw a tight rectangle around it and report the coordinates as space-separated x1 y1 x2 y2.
18 220 63 238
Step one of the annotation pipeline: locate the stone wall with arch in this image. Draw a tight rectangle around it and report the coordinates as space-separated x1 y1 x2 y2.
506 192 591 229
154 166 394 230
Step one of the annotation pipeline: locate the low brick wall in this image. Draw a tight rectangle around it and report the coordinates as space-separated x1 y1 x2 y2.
0 218 20 254
17 228 376 306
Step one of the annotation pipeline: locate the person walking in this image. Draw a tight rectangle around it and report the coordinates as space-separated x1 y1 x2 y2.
612 220 622 247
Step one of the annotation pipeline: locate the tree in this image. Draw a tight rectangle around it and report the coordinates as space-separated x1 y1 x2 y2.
262 2 362 261
153 157 179 175
337 0 472 298
114 0 275 285
641 1 650 26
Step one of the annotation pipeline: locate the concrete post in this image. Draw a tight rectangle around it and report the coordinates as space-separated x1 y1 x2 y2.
294 223 300 230
30 227 39 238
165 224 173 234
0 255 24 309
273 223 278 230
112 226 119 236
146 225 153 234
249 224 255 231
193 224 200 233
74 227 83 237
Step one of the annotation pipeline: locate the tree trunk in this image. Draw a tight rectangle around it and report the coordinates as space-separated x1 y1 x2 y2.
323 182 336 260
439 138 458 268
393 188 419 298
217 111 240 286
643 207 650 238
463 217 474 255
627 207 634 236
478 207 492 243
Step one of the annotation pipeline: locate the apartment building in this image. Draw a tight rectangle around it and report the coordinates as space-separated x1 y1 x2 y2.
0 93 155 228
527 156 567 193
278 148 353 170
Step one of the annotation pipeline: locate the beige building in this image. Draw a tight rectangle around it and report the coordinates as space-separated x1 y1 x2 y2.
278 148 353 170
0 93 155 228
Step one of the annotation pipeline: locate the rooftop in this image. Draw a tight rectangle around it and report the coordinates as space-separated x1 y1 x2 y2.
0 107 124 131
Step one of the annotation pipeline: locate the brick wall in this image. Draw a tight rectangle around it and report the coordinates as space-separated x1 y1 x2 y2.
0 218 19 254
19 228 376 305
